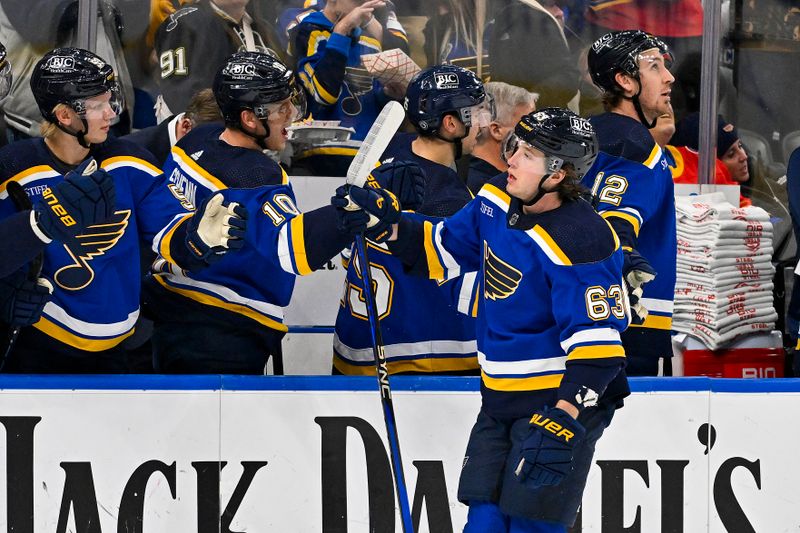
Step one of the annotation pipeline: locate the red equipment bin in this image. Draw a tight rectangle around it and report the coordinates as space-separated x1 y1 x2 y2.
682 347 785 378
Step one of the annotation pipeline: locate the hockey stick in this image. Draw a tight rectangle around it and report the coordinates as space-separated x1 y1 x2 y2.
345 101 414 533
1 181 45 370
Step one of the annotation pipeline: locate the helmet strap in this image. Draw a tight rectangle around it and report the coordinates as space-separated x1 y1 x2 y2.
522 173 554 207
434 113 469 160
55 117 92 149
621 77 658 129
238 117 270 150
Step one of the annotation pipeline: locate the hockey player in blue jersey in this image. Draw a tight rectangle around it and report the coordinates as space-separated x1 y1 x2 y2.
583 30 677 376
144 50 400 374
341 108 630 532
0 48 247 373
332 64 490 375
288 0 409 175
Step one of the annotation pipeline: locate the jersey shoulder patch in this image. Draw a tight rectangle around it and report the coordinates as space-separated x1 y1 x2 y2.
530 199 618 265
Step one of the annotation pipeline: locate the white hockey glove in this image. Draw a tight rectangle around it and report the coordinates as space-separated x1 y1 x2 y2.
623 249 656 324
185 193 248 266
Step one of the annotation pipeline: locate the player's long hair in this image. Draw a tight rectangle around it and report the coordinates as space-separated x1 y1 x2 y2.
557 164 588 201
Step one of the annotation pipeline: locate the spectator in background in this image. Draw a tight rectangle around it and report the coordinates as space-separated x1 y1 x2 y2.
288 0 409 176
467 81 537 195
490 0 582 109
423 0 489 76
154 0 281 121
670 111 752 206
122 88 222 165
0 0 148 140
785 146 800 373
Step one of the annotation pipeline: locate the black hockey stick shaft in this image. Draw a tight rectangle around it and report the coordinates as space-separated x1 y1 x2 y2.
354 235 414 532
1 182 44 370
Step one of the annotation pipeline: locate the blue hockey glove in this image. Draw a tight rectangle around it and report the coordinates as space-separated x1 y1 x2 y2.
185 193 248 266
32 158 116 242
331 184 401 243
366 161 426 211
514 406 586 489
0 269 53 327
623 249 657 324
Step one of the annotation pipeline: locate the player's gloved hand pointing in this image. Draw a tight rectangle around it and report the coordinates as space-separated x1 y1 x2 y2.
623 249 657 324
514 406 586 489
32 158 116 242
367 161 426 211
185 193 248 266
0 269 53 327
331 184 401 242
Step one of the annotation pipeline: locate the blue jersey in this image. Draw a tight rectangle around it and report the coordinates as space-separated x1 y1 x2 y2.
0 138 190 351
290 10 401 144
333 133 478 375
397 176 629 417
583 112 677 358
153 124 348 334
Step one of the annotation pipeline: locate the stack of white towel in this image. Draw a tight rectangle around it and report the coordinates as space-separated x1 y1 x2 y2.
673 193 777 349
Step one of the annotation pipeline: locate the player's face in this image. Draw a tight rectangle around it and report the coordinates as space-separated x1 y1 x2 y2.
81 91 117 144
264 96 301 151
506 143 550 201
635 48 674 121
721 139 749 182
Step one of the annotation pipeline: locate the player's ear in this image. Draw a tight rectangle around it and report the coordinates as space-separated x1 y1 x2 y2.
239 109 256 129
53 104 74 128
614 71 637 96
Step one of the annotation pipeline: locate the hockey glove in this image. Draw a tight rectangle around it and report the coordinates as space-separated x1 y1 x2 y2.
185 193 248 266
515 406 586 489
623 249 657 325
331 184 401 243
32 158 116 242
366 161 426 212
0 269 53 327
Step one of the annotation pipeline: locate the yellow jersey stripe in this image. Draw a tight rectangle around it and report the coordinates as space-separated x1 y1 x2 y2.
295 146 359 158
423 221 445 280
153 275 288 332
159 213 192 264
482 183 510 206
602 211 641 237
481 371 563 392
101 156 162 176
33 317 135 352
643 143 662 169
290 215 312 275
334 353 479 375
568 344 626 360
629 314 672 330
173 146 228 191
532 225 572 265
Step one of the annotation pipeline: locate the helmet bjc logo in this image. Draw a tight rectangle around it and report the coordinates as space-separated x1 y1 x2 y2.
434 73 459 89
570 117 592 133
224 63 256 77
47 56 75 70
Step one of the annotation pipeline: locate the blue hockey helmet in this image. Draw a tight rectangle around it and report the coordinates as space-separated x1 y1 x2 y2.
403 65 486 134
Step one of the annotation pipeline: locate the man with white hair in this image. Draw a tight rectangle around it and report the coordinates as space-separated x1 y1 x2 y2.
467 81 538 194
